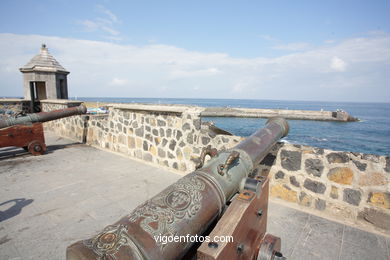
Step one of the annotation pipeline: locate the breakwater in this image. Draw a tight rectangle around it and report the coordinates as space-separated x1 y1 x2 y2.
201 106 358 122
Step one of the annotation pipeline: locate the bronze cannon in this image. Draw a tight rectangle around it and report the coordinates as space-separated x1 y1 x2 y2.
0 104 87 155
67 117 289 260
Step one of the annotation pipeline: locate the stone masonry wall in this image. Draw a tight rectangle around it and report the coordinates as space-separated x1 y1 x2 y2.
0 99 30 119
85 104 241 172
5 99 388 232
263 143 390 231
41 100 88 143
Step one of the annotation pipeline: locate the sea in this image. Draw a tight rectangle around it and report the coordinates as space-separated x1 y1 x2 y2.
78 97 390 156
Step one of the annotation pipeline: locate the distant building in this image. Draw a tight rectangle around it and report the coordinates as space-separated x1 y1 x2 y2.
20 44 69 101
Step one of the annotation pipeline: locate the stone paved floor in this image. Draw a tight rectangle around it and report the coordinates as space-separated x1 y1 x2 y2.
0 133 389 260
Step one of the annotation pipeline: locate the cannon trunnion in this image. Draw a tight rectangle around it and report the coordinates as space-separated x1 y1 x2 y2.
67 117 289 260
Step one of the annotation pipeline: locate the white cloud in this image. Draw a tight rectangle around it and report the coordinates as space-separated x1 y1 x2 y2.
79 5 121 40
0 33 389 102
109 78 128 86
259 34 278 42
272 42 310 51
169 67 222 79
330 56 347 72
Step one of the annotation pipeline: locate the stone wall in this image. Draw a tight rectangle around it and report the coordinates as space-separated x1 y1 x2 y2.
263 143 390 231
85 104 241 172
3 99 388 232
0 99 30 118
41 99 88 143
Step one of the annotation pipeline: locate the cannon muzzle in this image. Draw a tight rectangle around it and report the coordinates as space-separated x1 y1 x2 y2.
67 117 289 260
0 104 87 129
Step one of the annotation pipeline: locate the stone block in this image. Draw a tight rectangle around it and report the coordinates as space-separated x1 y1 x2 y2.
143 141 148 151
289 176 300 187
169 140 176 151
154 137 161 145
135 127 144 137
149 146 157 156
176 149 183 161
202 136 210 145
159 128 165 137
183 147 192 160
327 167 354 185
353 160 367 171
176 130 183 140
359 172 388 186
260 153 276 166
127 137 135 149
358 207 390 230
330 186 338 199
157 119 166 127
172 162 178 169
303 179 326 194
275 170 285 179
367 192 390 209
326 152 349 163
280 150 301 171
182 123 191 131
135 138 142 149
187 133 193 144
343 188 361 206
305 158 324 177
299 192 312 207
162 139 168 147
384 157 390 172
315 199 326 211
362 154 380 163
270 184 297 202
158 148 166 158
166 129 172 138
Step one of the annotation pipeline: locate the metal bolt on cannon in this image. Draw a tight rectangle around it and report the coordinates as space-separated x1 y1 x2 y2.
67 117 289 260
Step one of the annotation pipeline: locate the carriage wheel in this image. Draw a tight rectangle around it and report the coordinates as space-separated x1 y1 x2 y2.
28 141 46 155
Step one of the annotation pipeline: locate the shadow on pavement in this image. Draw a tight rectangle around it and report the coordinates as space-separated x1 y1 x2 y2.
0 198 33 222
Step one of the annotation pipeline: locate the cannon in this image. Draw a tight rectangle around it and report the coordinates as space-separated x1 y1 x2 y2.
67 117 289 260
0 104 87 155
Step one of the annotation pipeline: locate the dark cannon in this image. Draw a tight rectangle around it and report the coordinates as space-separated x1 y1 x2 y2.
0 104 87 155
67 117 289 260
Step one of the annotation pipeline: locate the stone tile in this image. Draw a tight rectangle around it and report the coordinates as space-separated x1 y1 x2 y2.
290 232 342 260
268 200 310 224
86 201 128 223
74 195 112 214
303 214 345 242
386 237 390 258
339 241 389 260
267 218 307 258
0 236 21 260
342 225 388 256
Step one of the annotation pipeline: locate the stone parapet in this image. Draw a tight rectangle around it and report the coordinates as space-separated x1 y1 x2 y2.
85 104 240 172
41 100 87 142
0 98 30 117
263 143 390 232
17 100 389 233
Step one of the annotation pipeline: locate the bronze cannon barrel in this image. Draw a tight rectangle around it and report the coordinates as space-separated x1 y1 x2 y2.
0 104 87 129
66 117 289 260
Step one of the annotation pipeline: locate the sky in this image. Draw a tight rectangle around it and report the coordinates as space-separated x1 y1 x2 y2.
0 0 389 102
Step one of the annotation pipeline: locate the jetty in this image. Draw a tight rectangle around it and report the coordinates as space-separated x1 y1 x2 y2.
201 107 359 122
